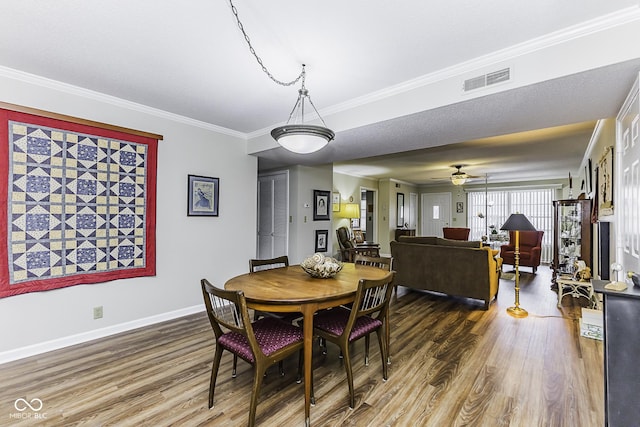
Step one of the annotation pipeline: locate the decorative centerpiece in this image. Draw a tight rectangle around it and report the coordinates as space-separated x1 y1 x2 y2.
301 253 343 278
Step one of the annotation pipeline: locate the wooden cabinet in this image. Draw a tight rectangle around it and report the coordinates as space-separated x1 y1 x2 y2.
593 281 640 426
552 199 592 283
395 228 415 240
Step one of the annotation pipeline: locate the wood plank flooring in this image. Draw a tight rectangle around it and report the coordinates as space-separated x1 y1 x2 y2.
0 266 603 426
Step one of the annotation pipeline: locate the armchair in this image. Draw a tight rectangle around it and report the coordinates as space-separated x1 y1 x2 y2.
442 227 470 241
500 230 544 273
336 226 379 262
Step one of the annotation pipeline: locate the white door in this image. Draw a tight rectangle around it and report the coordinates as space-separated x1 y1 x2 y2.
257 171 289 259
617 74 640 276
421 192 452 237
409 192 418 230
361 188 377 243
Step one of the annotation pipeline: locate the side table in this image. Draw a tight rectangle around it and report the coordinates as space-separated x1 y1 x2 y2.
555 277 598 308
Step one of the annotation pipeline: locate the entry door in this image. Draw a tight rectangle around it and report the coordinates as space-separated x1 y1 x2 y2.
421 192 452 237
257 171 288 259
617 74 640 275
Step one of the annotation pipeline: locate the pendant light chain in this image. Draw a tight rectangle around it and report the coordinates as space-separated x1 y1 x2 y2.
228 0 304 87
228 0 334 154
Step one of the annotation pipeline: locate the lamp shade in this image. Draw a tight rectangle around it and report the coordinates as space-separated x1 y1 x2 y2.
500 213 536 231
340 203 360 219
271 124 334 154
451 174 467 186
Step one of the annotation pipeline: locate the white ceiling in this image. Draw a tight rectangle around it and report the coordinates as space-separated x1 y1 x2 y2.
2 1 640 185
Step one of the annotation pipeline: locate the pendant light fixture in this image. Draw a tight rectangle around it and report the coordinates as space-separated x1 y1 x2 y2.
229 1 334 154
271 66 334 154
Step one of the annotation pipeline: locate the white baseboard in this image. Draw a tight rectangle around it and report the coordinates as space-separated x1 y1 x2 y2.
0 304 205 365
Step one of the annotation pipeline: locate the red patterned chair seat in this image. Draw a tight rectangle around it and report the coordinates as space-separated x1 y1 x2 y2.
218 317 303 363
313 307 383 342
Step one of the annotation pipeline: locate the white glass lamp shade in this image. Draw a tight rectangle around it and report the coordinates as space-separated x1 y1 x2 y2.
450 172 468 185
271 124 334 154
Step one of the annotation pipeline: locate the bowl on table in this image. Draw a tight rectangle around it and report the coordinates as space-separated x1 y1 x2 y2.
300 253 343 278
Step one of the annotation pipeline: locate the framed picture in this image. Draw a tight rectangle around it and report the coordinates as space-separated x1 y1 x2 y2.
313 190 330 221
598 146 613 216
315 230 328 252
456 201 464 213
332 192 341 212
188 174 219 216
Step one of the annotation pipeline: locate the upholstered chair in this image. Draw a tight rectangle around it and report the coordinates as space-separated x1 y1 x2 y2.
200 279 304 427
312 271 395 408
442 227 470 241
500 230 544 273
336 226 380 262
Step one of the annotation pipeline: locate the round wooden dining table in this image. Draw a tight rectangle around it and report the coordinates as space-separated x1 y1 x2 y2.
225 262 389 426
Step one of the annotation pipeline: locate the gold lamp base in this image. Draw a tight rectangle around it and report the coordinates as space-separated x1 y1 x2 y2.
506 306 528 318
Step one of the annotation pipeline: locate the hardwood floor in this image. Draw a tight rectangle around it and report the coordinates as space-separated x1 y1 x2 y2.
0 266 603 426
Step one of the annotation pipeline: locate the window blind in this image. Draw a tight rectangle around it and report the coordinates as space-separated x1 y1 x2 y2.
467 188 554 263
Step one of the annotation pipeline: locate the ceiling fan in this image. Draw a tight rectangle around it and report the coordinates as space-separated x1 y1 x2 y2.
437 165 481 186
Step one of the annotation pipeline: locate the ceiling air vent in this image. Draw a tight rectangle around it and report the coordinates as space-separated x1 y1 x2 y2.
463 67 511 92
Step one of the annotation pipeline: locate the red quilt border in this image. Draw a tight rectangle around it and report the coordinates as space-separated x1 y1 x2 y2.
0 109 158 298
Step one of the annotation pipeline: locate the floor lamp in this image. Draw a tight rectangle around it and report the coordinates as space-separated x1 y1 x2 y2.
500 213 536 318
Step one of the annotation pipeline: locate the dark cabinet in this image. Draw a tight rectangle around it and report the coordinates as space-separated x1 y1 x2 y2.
593 281 640 426
395 228 415 240
552 199 592 283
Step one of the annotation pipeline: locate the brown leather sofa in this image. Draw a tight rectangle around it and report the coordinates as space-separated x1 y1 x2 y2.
500 230 544 273
390 236 502 309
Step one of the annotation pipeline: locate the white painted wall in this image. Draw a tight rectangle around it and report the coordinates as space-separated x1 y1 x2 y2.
582 118 618 279
332 172 379 258
288 164 333 265
0 74 257 362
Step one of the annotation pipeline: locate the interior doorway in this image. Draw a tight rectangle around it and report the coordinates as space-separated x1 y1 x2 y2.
409 192 418 232
360 188 377 242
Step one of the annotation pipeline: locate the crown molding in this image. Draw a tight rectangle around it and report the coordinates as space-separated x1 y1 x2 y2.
248 7 640 141
0 66 246 139
323 7 640 117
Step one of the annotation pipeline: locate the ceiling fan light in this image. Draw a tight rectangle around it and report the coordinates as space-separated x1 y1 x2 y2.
271 124 335 154
451 173 467 185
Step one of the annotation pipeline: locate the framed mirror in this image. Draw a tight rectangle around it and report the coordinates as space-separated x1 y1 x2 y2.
396 193 405 227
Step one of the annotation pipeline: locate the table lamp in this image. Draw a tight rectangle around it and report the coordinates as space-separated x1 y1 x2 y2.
340 203 361 232
500 213 536 318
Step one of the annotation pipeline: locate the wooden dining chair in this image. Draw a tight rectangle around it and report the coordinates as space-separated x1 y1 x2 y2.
249 255 301 323
249 255 289 272
353 254 394 364
249 256 301 376
200 279 304 427
353 254 392 271
312 271 395 408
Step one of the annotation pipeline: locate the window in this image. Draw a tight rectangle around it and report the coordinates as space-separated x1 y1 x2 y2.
467 188 554 263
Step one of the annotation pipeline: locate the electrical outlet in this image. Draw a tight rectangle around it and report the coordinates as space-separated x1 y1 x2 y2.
93 306 103 319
